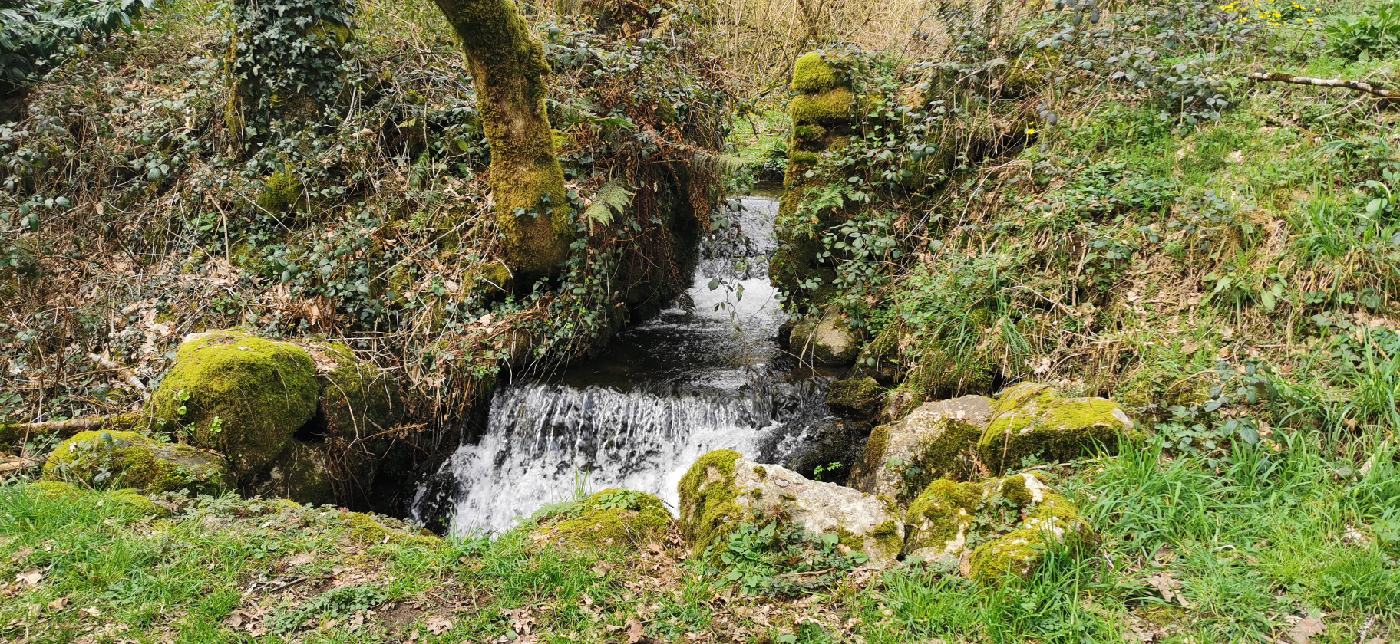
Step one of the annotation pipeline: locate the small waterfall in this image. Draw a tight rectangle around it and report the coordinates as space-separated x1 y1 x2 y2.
414 194 837 534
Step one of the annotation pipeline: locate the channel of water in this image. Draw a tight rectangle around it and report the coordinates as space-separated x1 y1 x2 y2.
412 193 838 534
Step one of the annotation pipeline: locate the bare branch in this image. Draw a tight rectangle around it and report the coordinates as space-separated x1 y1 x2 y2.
1247 72 1398 100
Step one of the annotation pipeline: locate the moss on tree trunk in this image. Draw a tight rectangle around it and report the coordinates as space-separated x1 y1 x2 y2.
434 0 574 279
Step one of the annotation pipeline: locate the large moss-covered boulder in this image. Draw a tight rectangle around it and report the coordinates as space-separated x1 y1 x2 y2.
977 383 1135 473
790 310 858 366
42 430 228 495
679 450 903 565
301 341 401 445
848 395 993 504
532 488 671 551
904 472 1089 581
149 331 319 481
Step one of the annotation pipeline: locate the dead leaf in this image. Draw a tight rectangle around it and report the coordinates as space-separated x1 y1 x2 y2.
15 569 42 587
47 597 68 611
426 615 453 635
625 618 645 644
1146 572 1189 607
1287 615 1325 643
81 607 101 617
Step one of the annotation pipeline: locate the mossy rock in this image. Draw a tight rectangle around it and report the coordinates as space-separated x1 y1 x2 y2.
825 377 883 418
533 488 672 551
789 88 855 125
679 450 903 565
250 442 336 505
300 341 401 445
678 449 743 554
977 383 1136 473
791 51 845 93
903 478 984 562
967 488 1087 582
256 168 304 214
790 310 859 366
848 395 992 504
791 124 827 148
148 330 320 482
42 430 228 495
904 473 1090 580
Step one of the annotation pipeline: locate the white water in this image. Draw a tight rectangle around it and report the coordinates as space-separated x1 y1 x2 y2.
413 195 833 534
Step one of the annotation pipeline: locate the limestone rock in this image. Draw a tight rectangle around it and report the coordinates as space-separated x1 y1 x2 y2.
679 450 903 565
903 472 1089 581
42 430 228 495
790 311 858 366
532 488 671 551
849 395 993 504
977 383 1135 472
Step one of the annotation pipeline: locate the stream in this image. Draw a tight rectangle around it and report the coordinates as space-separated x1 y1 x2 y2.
412 194 840 534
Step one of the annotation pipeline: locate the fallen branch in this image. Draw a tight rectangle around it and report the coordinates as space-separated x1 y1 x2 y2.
1 412 143 448
1246 72 1398 100
0 456 40 476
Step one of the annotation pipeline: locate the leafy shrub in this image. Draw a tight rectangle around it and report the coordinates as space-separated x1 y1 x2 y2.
1329 2 1400 60
0 0 152 96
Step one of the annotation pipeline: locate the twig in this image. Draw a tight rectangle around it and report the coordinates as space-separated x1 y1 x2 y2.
86 352 148 398
1246 72 1397 101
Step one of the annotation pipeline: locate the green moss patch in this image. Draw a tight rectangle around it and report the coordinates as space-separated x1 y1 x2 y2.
789 87 855 125
42 430 228 495
533 488 672 551
978 383 1135 473
790 52 844 93
825 376 884 418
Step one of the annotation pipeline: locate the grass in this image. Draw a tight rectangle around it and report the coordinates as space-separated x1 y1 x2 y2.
3 429 1396 641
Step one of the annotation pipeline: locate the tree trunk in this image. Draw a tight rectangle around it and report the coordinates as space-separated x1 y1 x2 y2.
434 0 574 279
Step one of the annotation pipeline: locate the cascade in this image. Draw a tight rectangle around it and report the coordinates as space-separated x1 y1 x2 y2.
413 195 836 533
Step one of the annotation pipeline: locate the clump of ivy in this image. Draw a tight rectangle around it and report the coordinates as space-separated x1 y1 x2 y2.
224 0 357 140
696 519 865 597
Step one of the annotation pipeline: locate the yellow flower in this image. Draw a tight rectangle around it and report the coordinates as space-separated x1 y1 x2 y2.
1025 127 1038 136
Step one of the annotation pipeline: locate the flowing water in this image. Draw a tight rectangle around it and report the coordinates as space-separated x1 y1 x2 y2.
413 194 837 534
